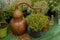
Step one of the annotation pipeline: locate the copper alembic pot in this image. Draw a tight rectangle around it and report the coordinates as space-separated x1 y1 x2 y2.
10 2 28 36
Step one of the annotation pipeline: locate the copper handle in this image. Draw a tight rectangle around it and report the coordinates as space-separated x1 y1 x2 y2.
15 2 40 10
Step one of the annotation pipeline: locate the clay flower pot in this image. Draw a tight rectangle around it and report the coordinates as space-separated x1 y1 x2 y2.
42 22 49 32
0 23 7 38
28 28 41 38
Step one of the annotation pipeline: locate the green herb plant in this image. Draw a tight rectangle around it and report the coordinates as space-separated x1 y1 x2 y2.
52 4 60 18
0 11 7 23
33 1 49 14
0 0 12 23
26 13 49 32
47 0 60 9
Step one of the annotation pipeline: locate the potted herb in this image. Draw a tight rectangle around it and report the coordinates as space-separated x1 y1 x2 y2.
0 11 8 38
33 1 49 14
26 13 49 38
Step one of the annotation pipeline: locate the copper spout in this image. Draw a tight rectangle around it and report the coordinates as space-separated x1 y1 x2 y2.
15 2 40 10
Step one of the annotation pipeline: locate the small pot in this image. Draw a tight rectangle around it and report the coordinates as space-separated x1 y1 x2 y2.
42 23 49 32
0 23 7 38
28 28 41 38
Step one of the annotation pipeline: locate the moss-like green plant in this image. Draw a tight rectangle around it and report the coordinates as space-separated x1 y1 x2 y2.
0 27 7 38
33 1 49 14
0 0 12 22
26 13 49 32
0 11 8 23
52 4 60 17
8 0 32 11
46 0 60 9
52 4 60 13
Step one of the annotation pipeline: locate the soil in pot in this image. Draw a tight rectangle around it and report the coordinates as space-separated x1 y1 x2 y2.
0 23 7 38
28 28 41 38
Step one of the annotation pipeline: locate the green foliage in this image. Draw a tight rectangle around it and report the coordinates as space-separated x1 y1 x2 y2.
32 0 60 11
0 0 8 11
0 0 12 23
8 0 32 11
0 11 7 23
26 13 49 32
0 27 7 38
31 0 45 5
33 1 49 14
52 4 60 13
31 0 39 6
52 4 60 18
46 0 60 9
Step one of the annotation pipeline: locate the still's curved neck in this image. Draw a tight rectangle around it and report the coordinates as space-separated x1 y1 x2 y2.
15 2 41 10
